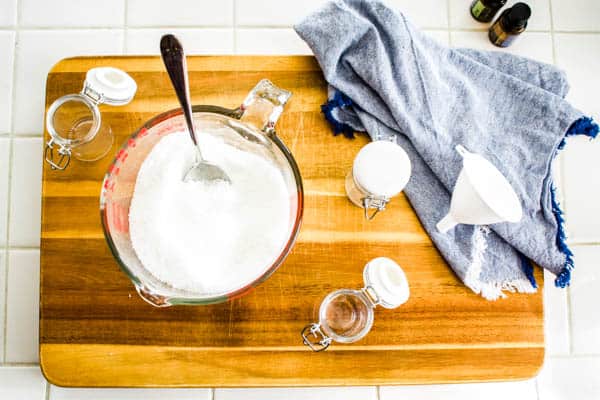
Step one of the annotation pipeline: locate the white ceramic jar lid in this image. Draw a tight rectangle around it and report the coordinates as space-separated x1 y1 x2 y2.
84 67 137 105
353 140 411 198
363 257 410 309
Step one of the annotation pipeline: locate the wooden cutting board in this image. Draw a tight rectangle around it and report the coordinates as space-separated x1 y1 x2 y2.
40 56 544 387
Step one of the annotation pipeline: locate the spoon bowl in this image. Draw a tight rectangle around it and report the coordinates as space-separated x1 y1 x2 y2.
183 153 233 183
160 34 231 184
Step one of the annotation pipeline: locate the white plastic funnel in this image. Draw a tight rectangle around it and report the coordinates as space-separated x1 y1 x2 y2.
436 145 522 233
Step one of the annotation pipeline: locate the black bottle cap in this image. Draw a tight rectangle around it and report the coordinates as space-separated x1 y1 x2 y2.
505 2 532 28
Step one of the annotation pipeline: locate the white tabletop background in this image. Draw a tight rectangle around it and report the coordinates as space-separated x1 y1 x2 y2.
1 0 599 399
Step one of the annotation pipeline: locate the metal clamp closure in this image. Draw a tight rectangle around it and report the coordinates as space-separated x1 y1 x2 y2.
81 85 104 104
362 196 389 221
301 323 332 352
362 285 381 307
44 138 71 170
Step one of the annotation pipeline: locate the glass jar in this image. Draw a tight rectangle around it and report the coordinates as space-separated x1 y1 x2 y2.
100 79 303 307
345 140 412 220
301 257 410 351
45 67 137 170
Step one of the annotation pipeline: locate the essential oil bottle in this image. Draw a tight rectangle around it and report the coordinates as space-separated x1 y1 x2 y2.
488 2 532 47
470 0 507 23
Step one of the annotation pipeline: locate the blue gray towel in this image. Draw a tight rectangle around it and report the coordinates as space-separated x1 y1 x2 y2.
295 0 598 299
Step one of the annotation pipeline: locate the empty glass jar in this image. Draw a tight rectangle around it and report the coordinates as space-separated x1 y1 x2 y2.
45 67 137 170
345 140 412 220
301 257 410 351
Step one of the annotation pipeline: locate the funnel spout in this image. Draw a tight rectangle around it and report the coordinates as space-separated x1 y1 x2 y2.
437 213 458 233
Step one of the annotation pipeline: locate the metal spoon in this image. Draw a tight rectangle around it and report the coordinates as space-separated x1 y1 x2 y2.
160 34 231 184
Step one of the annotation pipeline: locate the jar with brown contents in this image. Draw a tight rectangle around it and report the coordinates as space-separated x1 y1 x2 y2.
470 0 506 23
489 2 532 48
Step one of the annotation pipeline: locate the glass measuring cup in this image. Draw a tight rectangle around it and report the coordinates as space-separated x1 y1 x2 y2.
100 79 303 307
302 257 410 351
45 67 137 170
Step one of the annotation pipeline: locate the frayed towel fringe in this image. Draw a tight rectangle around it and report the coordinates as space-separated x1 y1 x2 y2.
520 252 537 289
553 116 598 288
464 226 489 293
558 116 599 150
321 91 356 138
465 227 537 300
478 278 538 301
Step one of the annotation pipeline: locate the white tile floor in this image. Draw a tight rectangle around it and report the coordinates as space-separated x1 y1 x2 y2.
13 30 124 134
0 0 599 399
0 31 15 134
8 137 42 247
0 367 46 400
49 387 212 400
19 0 125 28
126 28 234 54
5 249 40 363
379 380 538 400
0 138 9 246
0 0 18 27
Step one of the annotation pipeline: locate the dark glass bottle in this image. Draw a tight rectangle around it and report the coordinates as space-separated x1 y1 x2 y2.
489 2 532 48
470 0 507 23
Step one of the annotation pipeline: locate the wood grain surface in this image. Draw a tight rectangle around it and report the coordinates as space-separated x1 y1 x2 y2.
40 56 544 387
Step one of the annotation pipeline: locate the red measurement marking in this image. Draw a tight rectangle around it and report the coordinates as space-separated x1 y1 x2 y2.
128 138 137 148
138 128 148 138
110 202 130 233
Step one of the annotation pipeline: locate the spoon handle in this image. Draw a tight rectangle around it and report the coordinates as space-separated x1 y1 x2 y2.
160 34 199 148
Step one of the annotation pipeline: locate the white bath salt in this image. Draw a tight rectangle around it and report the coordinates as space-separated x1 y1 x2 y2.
129 131 291 295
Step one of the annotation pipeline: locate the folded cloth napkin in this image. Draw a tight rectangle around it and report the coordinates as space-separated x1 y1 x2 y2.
295 0 598 299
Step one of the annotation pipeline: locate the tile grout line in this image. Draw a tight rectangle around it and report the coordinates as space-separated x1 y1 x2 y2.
567 281 574 355
1 243 6 365
376 385 381 400
0 26 599 35
232 0 237 53
1 362 43 366
6 133 43 138
548 0 567 211
1 246 43 251
123 0 128 54
445 0 452 45
2 110 13 366
44 380 50 400
548 0 574 357
2 0 22 366
1 25 599 34
548 353 600 359
565 240 600 246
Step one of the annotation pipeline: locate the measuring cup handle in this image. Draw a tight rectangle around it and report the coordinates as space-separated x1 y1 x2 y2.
239 79 292 134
